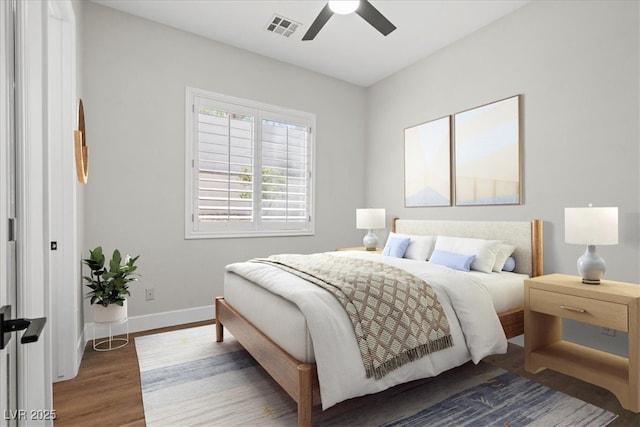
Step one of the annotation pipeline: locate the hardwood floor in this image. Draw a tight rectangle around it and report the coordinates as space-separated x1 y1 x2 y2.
53 324 640 427
52 320 213 427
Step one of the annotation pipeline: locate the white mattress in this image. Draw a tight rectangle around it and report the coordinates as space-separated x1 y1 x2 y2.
224 252 527 366
225 271 315 363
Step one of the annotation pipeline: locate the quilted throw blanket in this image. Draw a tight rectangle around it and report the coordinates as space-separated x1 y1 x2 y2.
253 253 453 380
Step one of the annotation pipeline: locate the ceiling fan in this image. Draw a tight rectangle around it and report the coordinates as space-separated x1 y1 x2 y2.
302 0 396 41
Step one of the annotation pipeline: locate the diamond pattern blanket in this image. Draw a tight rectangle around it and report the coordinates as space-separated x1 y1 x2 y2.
253 253 453 379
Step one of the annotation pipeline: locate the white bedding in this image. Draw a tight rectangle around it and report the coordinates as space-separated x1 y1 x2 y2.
225 251 520 409
463 270 528 313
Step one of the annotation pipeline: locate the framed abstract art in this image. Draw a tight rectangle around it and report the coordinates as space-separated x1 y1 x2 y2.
453 95 521 206
404 116 451 207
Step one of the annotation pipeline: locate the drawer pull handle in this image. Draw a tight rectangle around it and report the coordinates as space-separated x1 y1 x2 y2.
560 305 586 313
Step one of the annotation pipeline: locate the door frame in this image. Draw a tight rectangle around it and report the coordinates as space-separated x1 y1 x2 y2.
14 0 53 419
5 0 78 419
0 1 18 425
47 0 82 382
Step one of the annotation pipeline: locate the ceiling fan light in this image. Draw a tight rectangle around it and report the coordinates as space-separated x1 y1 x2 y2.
328 1 360 15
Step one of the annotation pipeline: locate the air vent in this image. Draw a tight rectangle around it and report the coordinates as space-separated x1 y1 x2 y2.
266 14 300 38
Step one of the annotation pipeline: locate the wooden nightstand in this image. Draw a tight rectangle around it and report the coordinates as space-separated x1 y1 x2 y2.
524 273 640 412
336 246 382 253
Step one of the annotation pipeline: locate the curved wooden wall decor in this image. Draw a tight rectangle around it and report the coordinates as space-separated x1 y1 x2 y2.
74 98 89 184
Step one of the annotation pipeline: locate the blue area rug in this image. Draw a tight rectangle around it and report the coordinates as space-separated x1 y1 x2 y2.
135 325 618 426
384 371 616 427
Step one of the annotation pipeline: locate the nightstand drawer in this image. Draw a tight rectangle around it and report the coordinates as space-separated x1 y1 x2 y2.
529 288 628 332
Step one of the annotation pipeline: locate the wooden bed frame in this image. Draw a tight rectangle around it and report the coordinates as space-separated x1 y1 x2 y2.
215 219 544 426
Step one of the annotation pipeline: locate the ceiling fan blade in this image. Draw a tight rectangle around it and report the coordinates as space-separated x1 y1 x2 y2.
356 0 396 36
302 3 334 41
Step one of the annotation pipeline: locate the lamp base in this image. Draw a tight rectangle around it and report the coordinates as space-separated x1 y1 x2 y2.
362 230 379 251
577 245 605 285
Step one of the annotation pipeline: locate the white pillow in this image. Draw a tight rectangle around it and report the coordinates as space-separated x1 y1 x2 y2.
493 244 516 272
433 236 502 273
385 232 436 261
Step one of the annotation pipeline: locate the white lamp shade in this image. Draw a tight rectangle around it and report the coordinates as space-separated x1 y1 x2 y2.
356 208 385 230
328 1 360 15
565 207 618 245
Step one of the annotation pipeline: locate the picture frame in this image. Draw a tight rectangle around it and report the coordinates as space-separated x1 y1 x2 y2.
404 116 451 207
453 95 521 206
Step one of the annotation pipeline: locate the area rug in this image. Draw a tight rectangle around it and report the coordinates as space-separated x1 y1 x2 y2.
135 325 617 426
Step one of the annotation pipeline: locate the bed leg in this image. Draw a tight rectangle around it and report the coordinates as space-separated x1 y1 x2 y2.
215 320 223 342
297 364 313 427
215 297 224 342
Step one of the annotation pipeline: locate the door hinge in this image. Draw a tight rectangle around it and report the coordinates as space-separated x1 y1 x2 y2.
8 218 16 242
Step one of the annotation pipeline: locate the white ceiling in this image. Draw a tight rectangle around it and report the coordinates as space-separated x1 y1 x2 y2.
91 0 530 87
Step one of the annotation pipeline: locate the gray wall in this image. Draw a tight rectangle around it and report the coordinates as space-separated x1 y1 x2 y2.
82 2 367 318
83 0 639 354
366 0 639 353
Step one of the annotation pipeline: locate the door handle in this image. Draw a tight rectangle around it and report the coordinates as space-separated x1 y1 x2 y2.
0 305 47 350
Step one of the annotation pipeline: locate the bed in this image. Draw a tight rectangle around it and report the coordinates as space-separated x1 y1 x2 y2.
215 218 544 426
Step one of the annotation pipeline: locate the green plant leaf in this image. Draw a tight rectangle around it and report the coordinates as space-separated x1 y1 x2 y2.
109 250 122 272
84 246 141 307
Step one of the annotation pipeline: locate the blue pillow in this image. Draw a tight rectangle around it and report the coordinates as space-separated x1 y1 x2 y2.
429 250 476 272
382 236 411 258
502 256 516 272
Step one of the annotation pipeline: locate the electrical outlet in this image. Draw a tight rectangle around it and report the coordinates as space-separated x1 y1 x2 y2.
145 288 154 301
600 327 616 337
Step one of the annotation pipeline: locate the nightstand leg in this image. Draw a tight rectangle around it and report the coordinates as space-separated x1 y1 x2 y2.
525 311 561 373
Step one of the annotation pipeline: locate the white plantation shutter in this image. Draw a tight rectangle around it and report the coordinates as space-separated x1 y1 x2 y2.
260 116 311 228
195 100 255 230
186 88 314 238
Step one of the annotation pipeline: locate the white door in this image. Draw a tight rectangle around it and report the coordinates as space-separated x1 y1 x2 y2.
47 0 81 383
1 0 74 421
10 0 55 422
0 1 19 425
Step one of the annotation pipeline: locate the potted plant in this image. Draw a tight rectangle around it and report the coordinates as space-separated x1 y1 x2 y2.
83 246 140 323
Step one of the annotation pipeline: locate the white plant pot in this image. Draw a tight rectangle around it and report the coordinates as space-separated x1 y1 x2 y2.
93 300 128 323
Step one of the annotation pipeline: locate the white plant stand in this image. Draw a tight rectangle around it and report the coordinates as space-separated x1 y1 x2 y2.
93 317 129 351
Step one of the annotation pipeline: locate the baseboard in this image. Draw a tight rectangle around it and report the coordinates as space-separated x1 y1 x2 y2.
75 330 84 374
53 329 87 383
84 305 215 342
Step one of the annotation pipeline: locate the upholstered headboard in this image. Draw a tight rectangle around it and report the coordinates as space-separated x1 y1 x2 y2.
392 219 544 277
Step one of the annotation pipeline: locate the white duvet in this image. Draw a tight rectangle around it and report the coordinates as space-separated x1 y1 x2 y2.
225 251 507 409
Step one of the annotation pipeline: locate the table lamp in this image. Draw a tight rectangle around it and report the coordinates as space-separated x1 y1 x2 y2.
356 208 385 251
564 204 618 284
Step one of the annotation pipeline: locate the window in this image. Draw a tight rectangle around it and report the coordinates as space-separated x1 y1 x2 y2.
185 88 315 238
